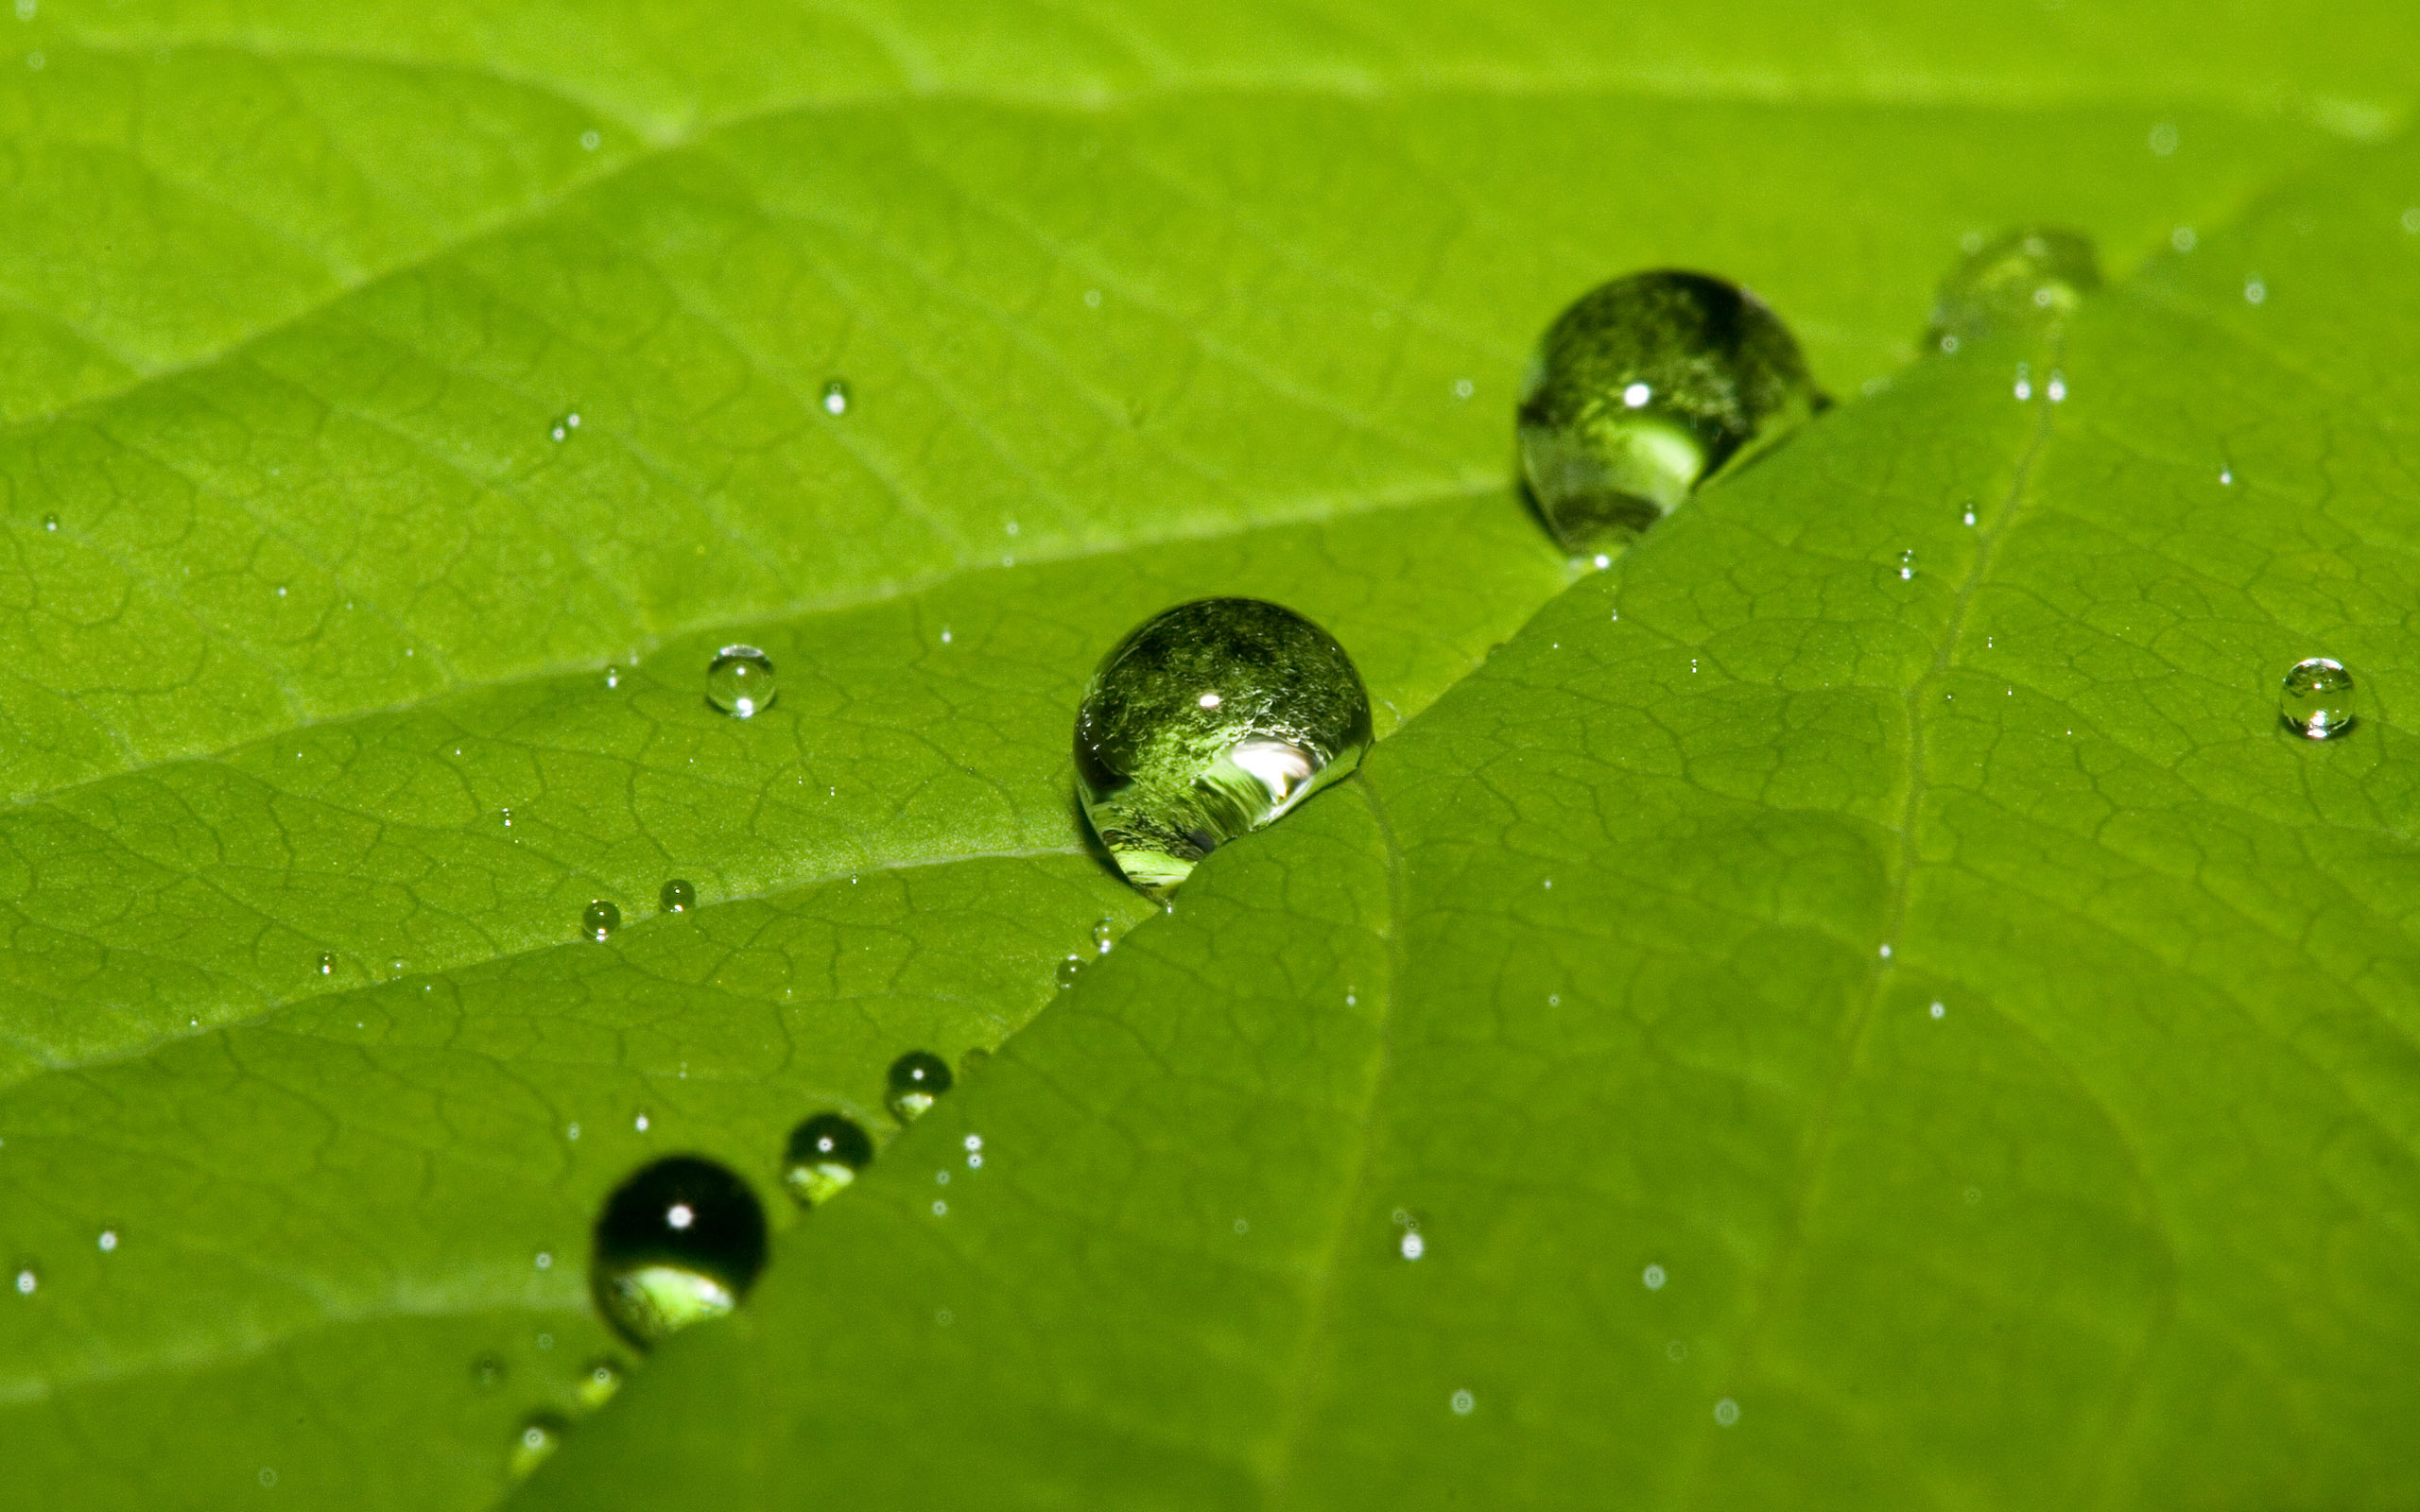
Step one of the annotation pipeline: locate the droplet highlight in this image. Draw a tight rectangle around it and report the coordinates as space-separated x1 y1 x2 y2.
1075 598 1373 895
1516 270 1822 553
508 1416 567 1480
581 900 620 942
821 379 851 416
2280 658 2356 740
577 1357 626 1410
590 1156 768 1349
706 645 777 718
1927 227 2100 349
783 1112 873 1207
886 1051 953 1123
1055 954 1086 989
660 878 695 915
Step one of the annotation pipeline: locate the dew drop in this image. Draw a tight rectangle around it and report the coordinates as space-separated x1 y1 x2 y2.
706 645 777 718
318 952 335 976
578 1357 626 1410
579 129 600 151
1930 1001 1946 1020
471 1353 506 1390
1074 598 1373 895
1450 1389 1476 1416
2046 370 2068 404
582 900 620 942
958 1046 992 1078
549 412 581 442
1714 1397 1740 1427
12 1265 35 1296
2280 658 2357 740
659 878 695 915
1055 954 1086 989
887 1052 953 1123
604 664 621 689
821 379 851 416
41 512 58 531
1643 1263 1667 1290
1399 1231 1426 1261
591 1156 768 1349
2244 277 2267 305
782 1112 873 1207
1517 271 1821 553
2148 122 2179 156
633 1112 650 1133
1090 918 1116 954
507 1416 567 1480
1927 227 2100 349
2171 226 2197 252
96 1228 117 1253
1898 550 1915 581
534 1249 553 1270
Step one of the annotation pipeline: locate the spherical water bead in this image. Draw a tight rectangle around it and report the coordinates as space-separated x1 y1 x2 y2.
659 878 696 915
1074 598 1373 895
1091 918 1116 954
1055 954 1086 989
783 1112 873 1207
1926 227 2100 350
582 900 620 942
2280 658 2357 740
317 952 335 976
507 1415 567 1480
886 1051 953 1123
705 644 777 718
1516 270 1823 553
577 1357 626 1410
821 379 851 416
590 1156 769 1349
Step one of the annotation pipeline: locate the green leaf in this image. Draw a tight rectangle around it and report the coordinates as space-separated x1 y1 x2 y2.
513 86 2420 1512
0 2 2410 1506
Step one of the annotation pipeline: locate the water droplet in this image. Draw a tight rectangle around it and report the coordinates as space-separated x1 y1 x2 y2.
1927 227 2100 349
2148 122 2179 155
1667 1340 1687 1362
566 1123 580 1142
1090 918 1116 954
500 808 513 828
1399 1231 1426 1261
471 1353 506 1390
95 1228 117 1252
41 512 58 531
1930 1001 1946 1020
2046 370 2067 403
580 129 601 151
12 1265 35 1296
2171 226 2197 252
581 900 620 942
2220 469 2234 486
1642 1263 1666 1290
1714 1397 1740 1427
1055 954 1086 989
821 379 851 416
508 1415 567 1480
318 952 335 976
959 1045 992 1078
1898 550 1915 581
660 878 695 914
887 1052 953 1123
1450 1389 1475 1416
1962 506 1978 526
2014 363 2033 401
1074 598 1373 894
706 645 777 718
578 1357 625 1410
2280 658 2357 740
2244 277 2267 304
633 1111 650 1133
591 1156 768 1349
783 1112 873 1206
604 664 620 689
550 412 581 441
1517 271 1821 553
534 1249 553 1270
1452 377 1475 399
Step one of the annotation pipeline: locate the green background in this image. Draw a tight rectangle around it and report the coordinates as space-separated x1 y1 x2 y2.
1 1 2414 1506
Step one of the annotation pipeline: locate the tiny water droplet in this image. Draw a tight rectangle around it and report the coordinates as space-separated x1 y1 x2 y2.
1518 270 1821 553
1075 598 1372 895
1055 954 1085 989
550 413 581 441
95 1228 117 1252
821 379 851 416
2046 370 2067 403
2148 122 2179 155
508 1416 567 1480
500 807 512 828
591 1157 767 1348
534 1250 553 1270
2280 658 2356 739
2220 469 2234 486
1714 1398 1740 1427
2243 278 2267 304
318 952 335 976
959 1046 992 1078
1643 1263 1666 1290
604 664 620 689
41 512 58 531
578 1357 625 1409
633 1112 650 1132
1450 1389 1475 1416
2014 362 2033 402
2403 207 2420 234
472 1353 506 1389
2171 226 2197 252
1929 1001 1946 1020
1399 1231 1426 1261
887 1052 953 1123
660 878 695 914
1091 918 1115 954
1927 227 2100 349
566 1122 580 1141
582 900 619 942
580 129 601 151
783 1112 873 1207
706 645 777 718
1452 377 1475 399
12 1265 36 1296
1898 550 1915 581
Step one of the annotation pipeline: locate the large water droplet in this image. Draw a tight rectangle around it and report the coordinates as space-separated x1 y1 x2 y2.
887 1052 953 1123
1055 954 1086 989
1074 598 1373 894
1516 270 1822 553
1926 227 2100 349
660 878 695 915
590 1156 768 1349
508 1415 567 1480
706 645 777 718
783 1112 873 1206
582 900 620 942
2280 658 2357 739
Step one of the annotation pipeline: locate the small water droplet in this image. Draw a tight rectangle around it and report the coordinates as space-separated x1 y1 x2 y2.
1898 550 1915 581
582 900 620 942
958 1046 991 1078
508 1416 567 1480
1714 1398 1740 1427
1518 271 1822 553
887 1052 953 1123
1091 918 1116 954
1055 954 1085 989
96 1228 118 1253
821 379 851 416
389 958 406 976
1930 1001 1946 1020
2148 121 2179 155
1399 1230 1426 1261
13 1265 36 1296
2244 278 2267 304
1075 599 1372 895
633 1111 650 1133
783 1112 873 1207
604 664 620 689
1962 505 1978 526
591 1157 768 1349
1643 1263 1666 1290
500 807 513 828
2046 371 2067 403
706 645 777 718
578 1357 625 1409
580 129 601 151
2014 362 2033 402
317 952 335 976
41 512 58 531
1927 227 2100 349
566 1123 580 1142
550 412 581 441
1452 377 1475 399
2171 226 2197 252
2220 469 2234 486
660 878 695 914
534 1249 554 1270
472 1353 506 1389
1450 1389 1475 1416
2280 658 2356 739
